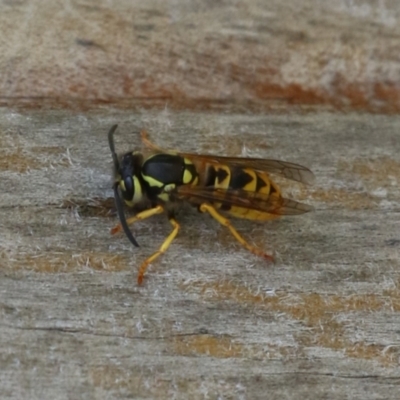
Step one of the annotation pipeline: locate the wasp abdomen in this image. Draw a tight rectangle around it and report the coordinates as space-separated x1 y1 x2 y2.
204 164 280 220
206 165 272 193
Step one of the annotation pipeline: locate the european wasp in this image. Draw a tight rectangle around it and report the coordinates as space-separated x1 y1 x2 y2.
108 124 314 284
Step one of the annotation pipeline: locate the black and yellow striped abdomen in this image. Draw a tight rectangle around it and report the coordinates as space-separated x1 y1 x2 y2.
205 164 281 221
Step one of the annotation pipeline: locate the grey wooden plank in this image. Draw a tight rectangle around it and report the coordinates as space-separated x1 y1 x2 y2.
0 110 399 399
1 0 400 112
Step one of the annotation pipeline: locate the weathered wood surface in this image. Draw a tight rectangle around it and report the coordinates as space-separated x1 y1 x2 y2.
0 109 399 399
1 0 400 112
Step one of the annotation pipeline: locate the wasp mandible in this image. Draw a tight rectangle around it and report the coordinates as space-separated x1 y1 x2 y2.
108 125 314 284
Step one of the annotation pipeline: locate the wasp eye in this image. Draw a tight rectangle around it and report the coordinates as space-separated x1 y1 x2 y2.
123 176 134 200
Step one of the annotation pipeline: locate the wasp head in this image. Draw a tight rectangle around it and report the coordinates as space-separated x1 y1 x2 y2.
108 124 140 248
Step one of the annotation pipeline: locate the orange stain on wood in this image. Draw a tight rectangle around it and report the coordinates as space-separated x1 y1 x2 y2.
373 82 400 111
0 153 46 173
308 188 377 209
0 138 70 172
253 82 327 105
251 78 400 113
2 82 399 113
173 335 244 358
182 281 400 366
286 156 400 210
172 334 303 360
338 157 400 188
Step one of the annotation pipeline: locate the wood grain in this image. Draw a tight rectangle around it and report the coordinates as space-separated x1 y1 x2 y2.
1 110 399 399
1 0 400 112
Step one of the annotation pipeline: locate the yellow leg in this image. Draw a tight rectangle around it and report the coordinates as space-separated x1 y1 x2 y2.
140 130 180 154
110 205 164 235
137 218 180 285
199 203 274 262
140 130 165 152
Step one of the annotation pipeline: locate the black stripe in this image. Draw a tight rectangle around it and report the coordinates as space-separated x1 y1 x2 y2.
205 166 217 187
216 168 229 185
229 168 253 190
269 183 277 194
185 163 198 183
255 174 268 192
220 203 232 211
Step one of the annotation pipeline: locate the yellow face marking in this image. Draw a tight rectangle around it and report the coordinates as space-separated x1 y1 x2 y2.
119 179 132 207
132 176 143 203
121 176 143 207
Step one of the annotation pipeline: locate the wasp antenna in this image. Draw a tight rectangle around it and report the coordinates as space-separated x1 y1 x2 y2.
113 183 140 248
108 124 120 171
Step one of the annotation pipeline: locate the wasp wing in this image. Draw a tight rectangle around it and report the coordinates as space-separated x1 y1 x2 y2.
141 131 314 184
175 152 314 185
176 186 313 216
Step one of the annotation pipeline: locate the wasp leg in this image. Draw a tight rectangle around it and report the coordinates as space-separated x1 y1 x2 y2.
110 205 164 235
137 217 180 285
199 203 274 262
140 130 165 152
141 130 181 154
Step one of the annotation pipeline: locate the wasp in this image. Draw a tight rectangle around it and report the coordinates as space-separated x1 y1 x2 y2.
108 124 314 284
